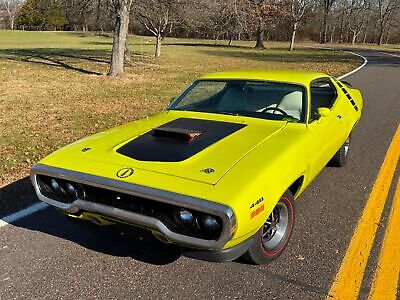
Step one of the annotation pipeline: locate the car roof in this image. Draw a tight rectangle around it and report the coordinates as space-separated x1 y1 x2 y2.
199 69 330 86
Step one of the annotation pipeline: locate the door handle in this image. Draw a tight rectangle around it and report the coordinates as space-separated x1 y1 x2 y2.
336 115 342 120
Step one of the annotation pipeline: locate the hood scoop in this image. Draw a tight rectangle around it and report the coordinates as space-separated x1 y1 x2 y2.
116 118 246 162
152 127 203 142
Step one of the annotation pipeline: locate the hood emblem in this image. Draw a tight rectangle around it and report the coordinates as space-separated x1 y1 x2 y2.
201 168 215 174
116 168 134 178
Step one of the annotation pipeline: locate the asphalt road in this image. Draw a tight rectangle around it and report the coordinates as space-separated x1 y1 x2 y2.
1 50 399 299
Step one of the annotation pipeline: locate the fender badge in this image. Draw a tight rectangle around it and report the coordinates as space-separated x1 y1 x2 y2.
250 197 264 209
201 168 215 174
116 168 134 178
251 204 265 219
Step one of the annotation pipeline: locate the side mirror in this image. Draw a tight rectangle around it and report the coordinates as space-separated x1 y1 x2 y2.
317 107 331 117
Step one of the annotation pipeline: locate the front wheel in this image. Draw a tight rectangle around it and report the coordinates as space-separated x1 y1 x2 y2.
243 191 295 265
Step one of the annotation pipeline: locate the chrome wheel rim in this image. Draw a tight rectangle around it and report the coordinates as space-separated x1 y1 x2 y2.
262 202 289 250
344 136 350 157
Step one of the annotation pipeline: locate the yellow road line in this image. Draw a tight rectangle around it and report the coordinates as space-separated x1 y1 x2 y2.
369 177 400 300
327 125 400 300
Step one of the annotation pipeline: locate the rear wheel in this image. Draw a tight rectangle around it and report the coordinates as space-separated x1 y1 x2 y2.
243 191 295 265
329 134 351 167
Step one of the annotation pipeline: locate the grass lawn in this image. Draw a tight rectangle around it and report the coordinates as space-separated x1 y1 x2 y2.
0 30 362 187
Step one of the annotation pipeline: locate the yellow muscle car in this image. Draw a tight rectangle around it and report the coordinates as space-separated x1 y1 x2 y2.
31 70 363 264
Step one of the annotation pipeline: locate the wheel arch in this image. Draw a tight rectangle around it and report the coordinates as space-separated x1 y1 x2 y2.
288 175 304 199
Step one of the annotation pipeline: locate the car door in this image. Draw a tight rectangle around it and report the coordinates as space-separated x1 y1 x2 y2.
307 78 347 179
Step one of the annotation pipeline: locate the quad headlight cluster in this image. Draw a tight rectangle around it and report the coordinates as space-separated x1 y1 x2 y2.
37 175 85 203
176 208 221 233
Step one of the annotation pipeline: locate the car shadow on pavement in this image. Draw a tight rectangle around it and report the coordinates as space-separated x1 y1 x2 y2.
0 177 38 218
1 178 182 265
10 206 183 265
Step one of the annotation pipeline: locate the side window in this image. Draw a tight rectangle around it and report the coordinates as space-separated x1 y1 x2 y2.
309 78 337 122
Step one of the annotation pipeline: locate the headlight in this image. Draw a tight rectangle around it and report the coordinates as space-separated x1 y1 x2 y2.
177 209 196 227
49 178 61 193
64 182 79 200
199 215 220 232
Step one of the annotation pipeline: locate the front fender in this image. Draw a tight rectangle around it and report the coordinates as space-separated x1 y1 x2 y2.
214 128 308 249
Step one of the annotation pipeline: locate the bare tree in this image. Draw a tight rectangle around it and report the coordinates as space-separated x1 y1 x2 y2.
287 0 312 50
61 0 115 32
335 0 347 43
376 0 400 45
244 0 279 48
347 0 369 44
108 0 133 77
9 0 400 45
212 0 245 45
135 0 181 57
1 0 21 29
320 0 336 43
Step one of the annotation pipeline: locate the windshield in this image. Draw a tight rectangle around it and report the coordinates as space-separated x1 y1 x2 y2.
169 80 307 122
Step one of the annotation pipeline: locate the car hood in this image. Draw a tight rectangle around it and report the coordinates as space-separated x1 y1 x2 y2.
56 111 287 185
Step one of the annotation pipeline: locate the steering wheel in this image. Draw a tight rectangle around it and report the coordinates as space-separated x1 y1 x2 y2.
260 107 289 117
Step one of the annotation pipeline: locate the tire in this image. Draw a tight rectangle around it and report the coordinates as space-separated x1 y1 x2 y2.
328 134 351 167
243 191 295 265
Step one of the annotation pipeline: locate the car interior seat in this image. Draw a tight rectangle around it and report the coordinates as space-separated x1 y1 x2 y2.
217 87 247 112
277 91 303 120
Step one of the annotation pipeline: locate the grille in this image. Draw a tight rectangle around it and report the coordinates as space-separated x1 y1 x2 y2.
36 174 222 240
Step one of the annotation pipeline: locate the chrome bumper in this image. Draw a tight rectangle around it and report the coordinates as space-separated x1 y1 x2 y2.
30 164 236 250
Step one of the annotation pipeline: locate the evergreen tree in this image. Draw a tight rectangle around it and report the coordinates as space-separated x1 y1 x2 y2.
16 0 68 29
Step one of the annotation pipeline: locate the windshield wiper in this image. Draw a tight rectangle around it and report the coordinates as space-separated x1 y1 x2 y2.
218 111 240 116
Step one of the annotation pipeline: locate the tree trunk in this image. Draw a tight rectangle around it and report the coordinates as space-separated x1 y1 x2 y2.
319 20 323 44
321 10 329 43
289 22 297 51
96 0 102 32
385 26 391 44
330 25 335 43
10 17 14 30
255 27 265 49
108 1 131 77
155 33 162 57
351 32 357 44
362 27 367 44
338 13 344 43
124 32 131 63
377 26 384 45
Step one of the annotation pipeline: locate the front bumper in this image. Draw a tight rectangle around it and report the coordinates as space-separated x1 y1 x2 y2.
30 164 236 250
183 235 254 262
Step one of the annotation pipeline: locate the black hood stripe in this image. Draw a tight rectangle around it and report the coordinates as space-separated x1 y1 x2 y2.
116 118 246 162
